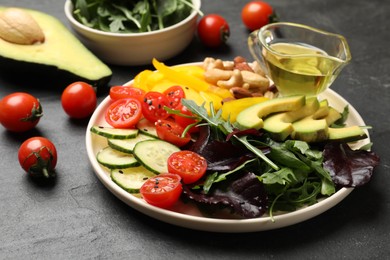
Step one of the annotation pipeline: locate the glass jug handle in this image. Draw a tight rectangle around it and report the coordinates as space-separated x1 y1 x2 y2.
248 30 267 73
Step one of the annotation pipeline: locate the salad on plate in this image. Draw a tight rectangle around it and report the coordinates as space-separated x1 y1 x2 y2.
87 56 380 230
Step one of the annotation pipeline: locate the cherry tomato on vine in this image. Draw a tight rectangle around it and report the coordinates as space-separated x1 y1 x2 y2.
174 105 200 134
105 98 142 128
61 81 97 119
197 14 230 47
141 91 170 123
241 1 276 31
163 85 185 109
167 150 208 184
18 137 57 178
155 119 191 147
140 173 182 208
109 85 146 102
0 92 43 132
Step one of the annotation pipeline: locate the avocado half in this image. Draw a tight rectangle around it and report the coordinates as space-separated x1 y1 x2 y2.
0 7 112 89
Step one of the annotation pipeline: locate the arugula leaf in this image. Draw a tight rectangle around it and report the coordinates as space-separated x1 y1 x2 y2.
181 99 279 170
203 158 257 193
72 0 195 33
260 167 297 185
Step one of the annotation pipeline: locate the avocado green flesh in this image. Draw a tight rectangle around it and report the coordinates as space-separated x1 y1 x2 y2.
291 116 329 143
236 95 306 130
238 94 367 143
328 126 367 142
263 97 320 141
0 7 112 87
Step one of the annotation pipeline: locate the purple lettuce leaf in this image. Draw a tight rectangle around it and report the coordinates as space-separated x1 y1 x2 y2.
182 171 268 218
187 125 254 172
323 142 380 187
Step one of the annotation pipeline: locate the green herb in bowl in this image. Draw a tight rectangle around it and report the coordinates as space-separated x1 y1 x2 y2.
71 0 197 33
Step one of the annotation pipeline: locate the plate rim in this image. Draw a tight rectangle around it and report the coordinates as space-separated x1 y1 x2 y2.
85 62 369 233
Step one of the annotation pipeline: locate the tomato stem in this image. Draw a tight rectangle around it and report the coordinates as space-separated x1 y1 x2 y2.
42 168 50 178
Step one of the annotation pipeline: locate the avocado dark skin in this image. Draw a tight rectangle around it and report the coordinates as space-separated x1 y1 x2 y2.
0 7 112 90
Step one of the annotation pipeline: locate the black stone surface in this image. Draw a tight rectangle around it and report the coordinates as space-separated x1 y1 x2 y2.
0 1 389 259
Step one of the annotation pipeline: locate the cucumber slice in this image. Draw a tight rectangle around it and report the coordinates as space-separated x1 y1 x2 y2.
133 139 180 174
111 166 156 193
91 125 138 139
97 147 139 169
108 133 156 154
136 118 158 138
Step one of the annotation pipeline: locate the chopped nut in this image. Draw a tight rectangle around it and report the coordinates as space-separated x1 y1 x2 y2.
204 68 233 85
230 87 254 99
249 61 267 77
202 56 278 99
203 57 225 70
241 70 269 92
217 69 244 89
222 61 234 70
234 56 254 72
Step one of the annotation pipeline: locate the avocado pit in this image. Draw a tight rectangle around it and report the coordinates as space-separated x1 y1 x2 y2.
0 8 45 45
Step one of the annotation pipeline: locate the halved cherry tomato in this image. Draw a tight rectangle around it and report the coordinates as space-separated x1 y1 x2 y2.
18 137 57 178
174 105 200 133
109 85 146 102
0 92 43 132
140 173 182 208
167 151 207 184
61 81 97 119
141 91 170 123
163 85 185 109
105 98 142 128
155 119 191 147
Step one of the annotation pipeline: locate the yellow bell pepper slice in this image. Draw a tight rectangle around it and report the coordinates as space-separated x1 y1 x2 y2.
199 91 223 110
207 85 233 99
132 70 154 91
174 65 206 80
221 97 269 122
133 70 153 91
152 58 210 92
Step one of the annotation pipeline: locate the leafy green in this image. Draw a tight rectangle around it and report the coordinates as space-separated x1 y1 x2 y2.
181 99 279 170
71 0 200 33
179 99 338 217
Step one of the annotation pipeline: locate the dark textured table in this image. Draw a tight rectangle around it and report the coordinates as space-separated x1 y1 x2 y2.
1 1 389 259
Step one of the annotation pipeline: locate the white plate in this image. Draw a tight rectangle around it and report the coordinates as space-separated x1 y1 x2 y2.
85 63 370 233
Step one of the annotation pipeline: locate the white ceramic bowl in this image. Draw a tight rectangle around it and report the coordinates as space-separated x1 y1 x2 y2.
64 0 201 66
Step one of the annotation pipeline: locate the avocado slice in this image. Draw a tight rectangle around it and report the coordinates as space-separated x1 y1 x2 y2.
328 126 368 142
263 97 320 141
312 99 330 119
291 116 329 143
0 7 112 88
236 95 306 130
291 116 367 143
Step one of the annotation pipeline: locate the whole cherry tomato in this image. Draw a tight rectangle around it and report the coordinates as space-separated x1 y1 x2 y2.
61 81 97 119
0 92 42 132
163 85 185 109
18 137 57 178
105 98 143 128
197 14 230 47
109 85 146 102
155 119 191 147
140 173 182 209
241 1 276 31
141 91 170 123
167 150 207 184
